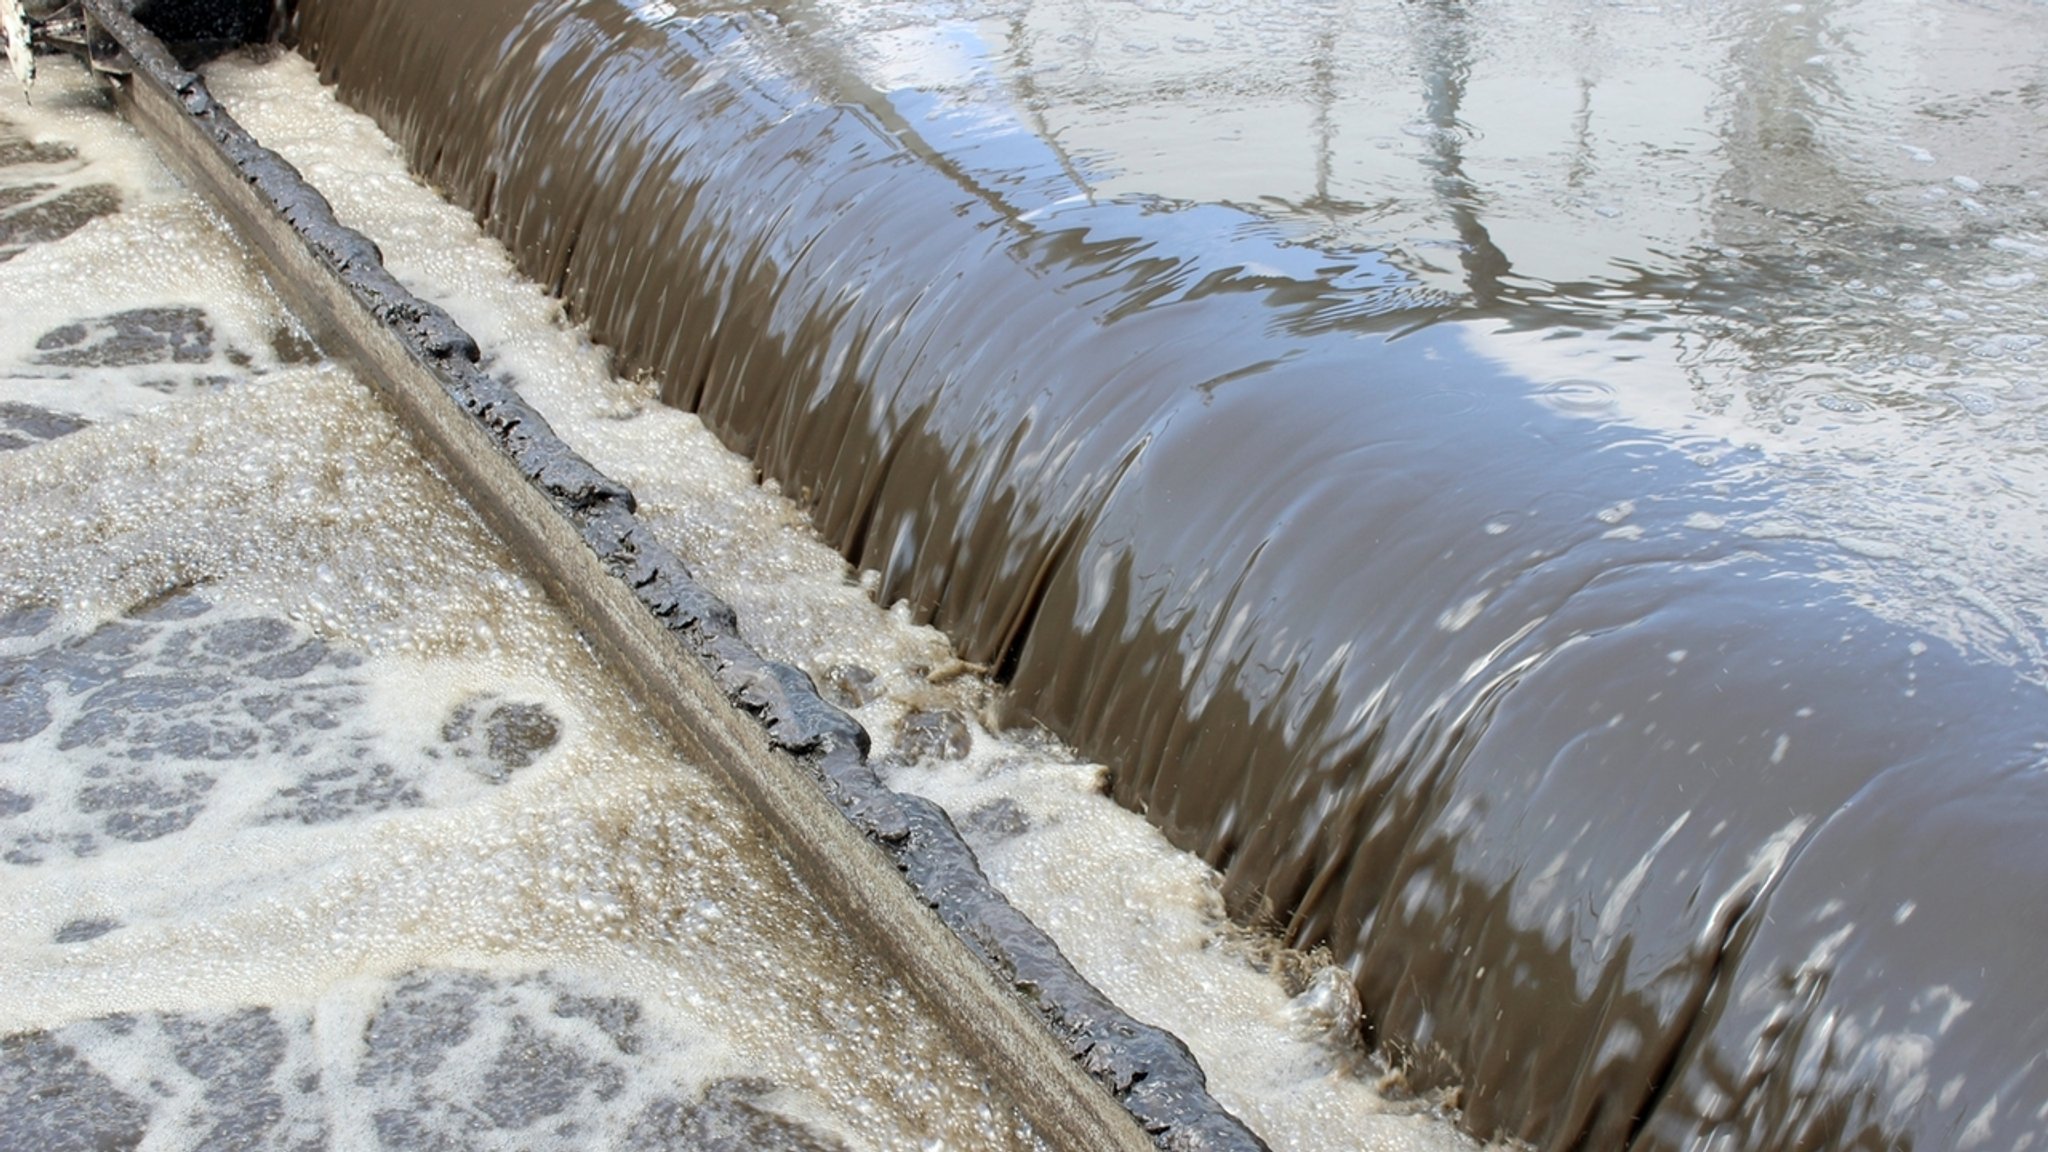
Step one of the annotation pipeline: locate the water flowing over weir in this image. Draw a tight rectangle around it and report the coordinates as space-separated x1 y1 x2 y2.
285 2 2048 1149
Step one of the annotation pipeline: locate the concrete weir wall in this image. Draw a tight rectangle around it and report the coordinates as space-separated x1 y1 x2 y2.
288 1 2048 1149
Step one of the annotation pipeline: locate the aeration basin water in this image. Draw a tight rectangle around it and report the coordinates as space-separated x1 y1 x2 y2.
9 1 2048 1149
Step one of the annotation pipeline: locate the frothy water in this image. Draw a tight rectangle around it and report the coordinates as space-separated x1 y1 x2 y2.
0 61 1063 1152
9 972 860 1151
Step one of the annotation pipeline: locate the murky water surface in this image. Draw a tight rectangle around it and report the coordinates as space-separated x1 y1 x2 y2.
12 0 2048 1146
789 0 2048 654
280 1 2048 1149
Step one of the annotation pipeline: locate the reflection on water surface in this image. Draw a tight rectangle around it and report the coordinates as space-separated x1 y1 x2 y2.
790 0 2048 659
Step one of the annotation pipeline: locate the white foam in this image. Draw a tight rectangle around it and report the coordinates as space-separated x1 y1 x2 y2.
0 376 1046 1148
2 66 1053 1150
2 66 311 428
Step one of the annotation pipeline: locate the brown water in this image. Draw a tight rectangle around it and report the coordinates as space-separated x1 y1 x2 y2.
290 1 2048 1148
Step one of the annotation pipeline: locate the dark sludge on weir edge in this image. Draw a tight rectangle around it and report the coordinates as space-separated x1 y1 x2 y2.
65 3 1267 1150
278 2 2048 1151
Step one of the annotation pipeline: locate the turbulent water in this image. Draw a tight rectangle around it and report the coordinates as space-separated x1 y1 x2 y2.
1 43 1478 1152
280 1 2048 1149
